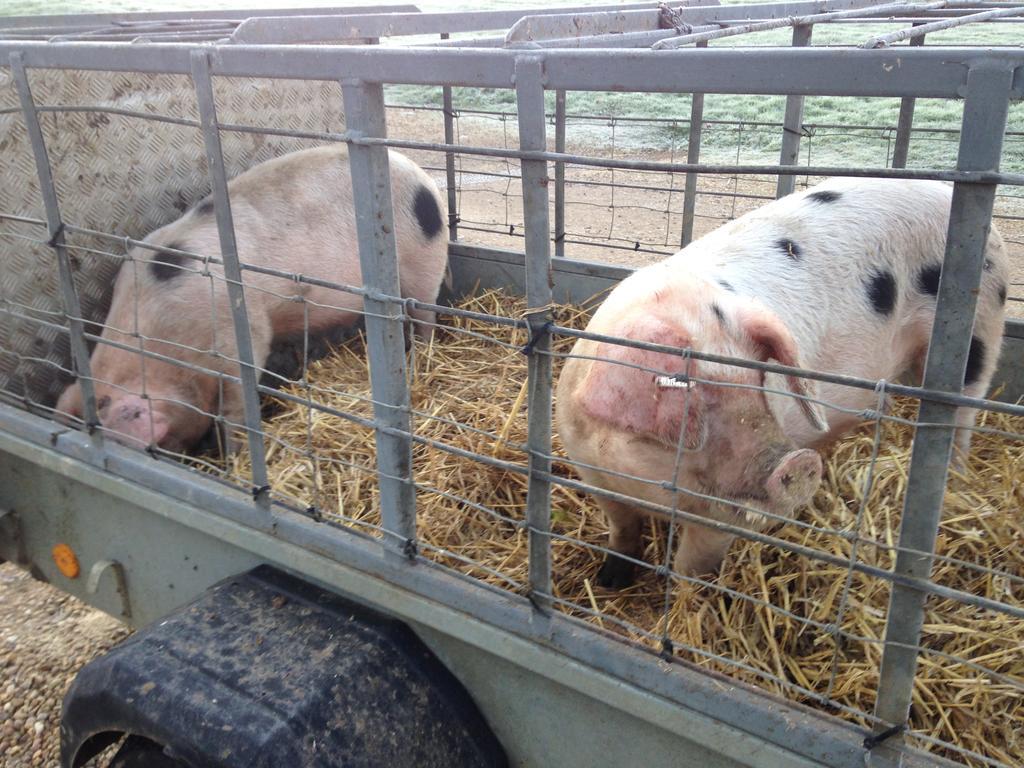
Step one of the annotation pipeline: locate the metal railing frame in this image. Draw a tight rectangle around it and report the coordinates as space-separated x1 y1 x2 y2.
1 9 1022 765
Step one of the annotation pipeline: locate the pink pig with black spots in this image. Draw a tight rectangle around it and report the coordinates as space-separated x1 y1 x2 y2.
556 178 1008 587
57 146 448 455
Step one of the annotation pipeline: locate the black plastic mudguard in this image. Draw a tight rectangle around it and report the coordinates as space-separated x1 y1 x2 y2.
61 565 508 768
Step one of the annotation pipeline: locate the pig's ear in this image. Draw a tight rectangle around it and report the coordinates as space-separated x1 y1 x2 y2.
575 317 706 450
736 305 829 433
55 382 83 423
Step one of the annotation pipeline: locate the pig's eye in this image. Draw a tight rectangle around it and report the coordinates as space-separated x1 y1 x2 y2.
96 395 111 410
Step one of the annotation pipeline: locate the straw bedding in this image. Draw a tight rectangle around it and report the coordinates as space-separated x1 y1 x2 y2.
222 290 1022 766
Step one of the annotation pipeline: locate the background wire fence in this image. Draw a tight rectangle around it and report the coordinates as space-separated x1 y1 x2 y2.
385 101 1024 313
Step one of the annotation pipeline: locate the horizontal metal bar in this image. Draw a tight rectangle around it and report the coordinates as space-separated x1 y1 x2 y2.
2 43 1023 99
19 101 1024 143
505 0 876 43
434 10 1024 47
231 3 666 43
819 12 1024 20
0 5 421 31
654 1 948 49
14 104 1022 182
500 25 720 50
862 3 1024 46
345 135 1024 185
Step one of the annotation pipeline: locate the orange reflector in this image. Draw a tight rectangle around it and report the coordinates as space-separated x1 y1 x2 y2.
52 543 80 579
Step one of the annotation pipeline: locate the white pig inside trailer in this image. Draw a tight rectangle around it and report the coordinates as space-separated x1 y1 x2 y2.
556 178 1009 587
56 145 449 454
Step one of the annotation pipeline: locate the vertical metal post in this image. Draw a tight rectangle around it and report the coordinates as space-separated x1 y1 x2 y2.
891 28 927 169
441 32 459 242
515 56 553 611
10 53 104 457
873 64 1013 736
190 52 271 516
776 25 812 199
680 40 708 248
340 78 417 550
554 89 567 258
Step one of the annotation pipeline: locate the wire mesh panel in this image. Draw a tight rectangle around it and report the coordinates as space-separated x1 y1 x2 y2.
1 4 1023 768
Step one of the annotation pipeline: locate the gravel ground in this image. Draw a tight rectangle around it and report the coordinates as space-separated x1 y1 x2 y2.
0 563 130 768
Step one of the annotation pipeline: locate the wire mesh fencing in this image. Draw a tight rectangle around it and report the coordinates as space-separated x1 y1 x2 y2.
0 19 1023 768
398 100 1024 314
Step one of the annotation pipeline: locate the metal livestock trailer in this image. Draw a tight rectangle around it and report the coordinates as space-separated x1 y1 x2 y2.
0 2 1022 766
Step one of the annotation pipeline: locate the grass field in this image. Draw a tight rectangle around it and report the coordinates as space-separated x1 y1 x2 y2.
2 0 1022 169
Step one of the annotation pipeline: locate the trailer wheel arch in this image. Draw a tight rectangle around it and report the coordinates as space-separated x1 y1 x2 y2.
60 565 508 768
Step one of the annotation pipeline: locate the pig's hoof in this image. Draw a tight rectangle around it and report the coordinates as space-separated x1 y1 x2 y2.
596 555 636 589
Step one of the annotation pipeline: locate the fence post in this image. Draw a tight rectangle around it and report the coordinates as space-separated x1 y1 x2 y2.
554 89 567 257
190 52 273 518
776 24 812 199
9 53 105 461
681 40 708 247
515 55 553 613
441 32 459 242
891 27 927 169
871 62 1013 747
340 78 417 552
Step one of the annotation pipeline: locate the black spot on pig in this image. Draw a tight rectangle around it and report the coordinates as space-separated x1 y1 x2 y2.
596 554 636 590
150 243 189 281
917 264 941 297
777 238 801 261
262 323 363 387
413 185 443 240
965 336 986 387
711 303 725 325
807 190 841 204
997 283 1007 305
866 269 897 316
717 279 736 293
195 197 215 217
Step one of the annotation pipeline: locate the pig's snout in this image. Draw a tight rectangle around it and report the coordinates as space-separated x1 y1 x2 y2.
765 448 822 508
101 394 169 448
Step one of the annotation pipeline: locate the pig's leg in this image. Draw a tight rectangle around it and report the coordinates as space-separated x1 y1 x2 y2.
952 316 1005 467
952 404 978 469
219 317 273 455
673 521 735 577
209 379 248 455
595 498 645 589
952 392 983 471
911 326 995 470
408 305 438 340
